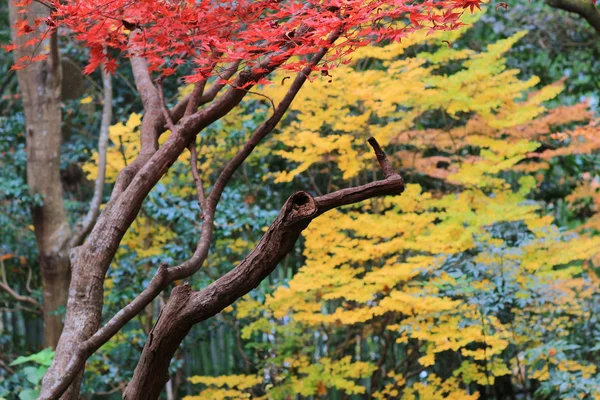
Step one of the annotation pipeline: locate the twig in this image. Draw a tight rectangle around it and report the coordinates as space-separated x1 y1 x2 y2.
0 358 15 375
0 258 41 310
25 264 33 294
367 137 398 179
156 78 175 131
0 305 41 314
247 90 275 113
167 60 241 126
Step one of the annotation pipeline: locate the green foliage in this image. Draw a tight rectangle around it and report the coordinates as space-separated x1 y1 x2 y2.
0 348 54 400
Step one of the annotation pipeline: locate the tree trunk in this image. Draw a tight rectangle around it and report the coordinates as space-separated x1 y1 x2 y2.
9 1 71 349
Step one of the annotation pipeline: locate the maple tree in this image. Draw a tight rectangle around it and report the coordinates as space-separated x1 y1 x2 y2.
5 0 494 398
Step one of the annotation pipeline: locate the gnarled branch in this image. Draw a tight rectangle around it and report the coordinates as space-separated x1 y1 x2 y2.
122 138 404 399
0 258 41 311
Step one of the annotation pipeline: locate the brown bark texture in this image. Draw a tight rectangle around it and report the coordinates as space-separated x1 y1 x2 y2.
546 0 600 33
8 0 71 349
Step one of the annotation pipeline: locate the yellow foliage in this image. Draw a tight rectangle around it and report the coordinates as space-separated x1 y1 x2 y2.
83 112 143 182
402 374 479 400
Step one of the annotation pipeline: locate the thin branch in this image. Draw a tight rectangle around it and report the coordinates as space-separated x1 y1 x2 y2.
209 32 340 209
156 78 175 131
71 66 112 247
0 305 41 314
32 0 56 10
169 61 241 127
247 90 275 112
199 61 242 106
0 358 15 375
188 142 208 212
546 0 600 34
368 137 398 179
25 264 33 294
63 57 102 93
0 70 15 106
0 259 41 310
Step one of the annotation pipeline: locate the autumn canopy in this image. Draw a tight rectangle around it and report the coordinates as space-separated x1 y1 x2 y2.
12 0 482 78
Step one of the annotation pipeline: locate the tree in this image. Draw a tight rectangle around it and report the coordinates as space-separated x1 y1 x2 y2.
7 0 69 350
7 0 486 398
5 0 113 350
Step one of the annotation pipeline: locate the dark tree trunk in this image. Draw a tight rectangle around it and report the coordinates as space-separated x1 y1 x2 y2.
9 0 71 350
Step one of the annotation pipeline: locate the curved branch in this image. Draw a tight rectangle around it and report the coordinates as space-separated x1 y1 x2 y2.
71 67 112 247
0 258 41 311
123 138 404 399
546 0 600 33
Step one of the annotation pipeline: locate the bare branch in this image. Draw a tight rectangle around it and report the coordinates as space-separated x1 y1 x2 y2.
123 138 404 399
0 358 15 375
209 32 340 209
156 78 175 131
368 137 398 179
247 90 275 112
0 258 41 310
170 61 241 126
188 142 208 212
71 67 113 247
198 61 243 107
546 0 600 33
25 263 33 294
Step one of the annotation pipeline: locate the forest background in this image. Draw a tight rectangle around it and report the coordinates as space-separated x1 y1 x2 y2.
1 0 600 399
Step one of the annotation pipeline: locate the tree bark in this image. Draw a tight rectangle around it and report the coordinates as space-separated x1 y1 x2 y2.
546 0 600 33
9 0 71 349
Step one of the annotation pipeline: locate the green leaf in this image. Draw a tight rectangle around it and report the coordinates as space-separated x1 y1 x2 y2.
18 389 40 400
10 348 55 367
22 366 46 386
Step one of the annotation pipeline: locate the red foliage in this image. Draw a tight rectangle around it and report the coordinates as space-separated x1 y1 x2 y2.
12 0 484 80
